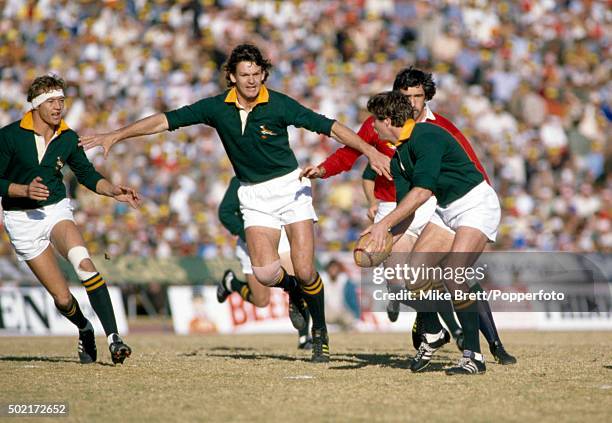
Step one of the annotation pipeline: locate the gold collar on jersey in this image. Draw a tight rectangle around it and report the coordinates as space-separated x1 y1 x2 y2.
224 85 270 108
20 110 70 135
396 119 415 145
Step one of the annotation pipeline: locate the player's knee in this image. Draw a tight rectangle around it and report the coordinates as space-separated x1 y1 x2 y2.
252 260 282 286
53 291 73 310
294 266 315 285
67 246 98 280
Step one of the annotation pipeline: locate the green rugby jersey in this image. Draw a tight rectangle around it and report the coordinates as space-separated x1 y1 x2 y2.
164 86 335 183
391 121 484 207
0 112 104 211
218 176 246 242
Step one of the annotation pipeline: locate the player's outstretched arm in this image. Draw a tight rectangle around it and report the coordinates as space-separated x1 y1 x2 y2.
309 116 378 180
300 165 326 179
329 122 391 180
79 113 169 158
362 177 378 221
95 179 141 209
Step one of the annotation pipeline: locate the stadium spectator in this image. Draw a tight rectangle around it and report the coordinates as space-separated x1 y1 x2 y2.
321 259 360 331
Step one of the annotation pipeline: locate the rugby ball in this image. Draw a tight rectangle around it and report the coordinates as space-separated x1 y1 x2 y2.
353 231 393 268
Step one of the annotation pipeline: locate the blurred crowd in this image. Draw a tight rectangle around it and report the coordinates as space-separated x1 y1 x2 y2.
0 0 610 264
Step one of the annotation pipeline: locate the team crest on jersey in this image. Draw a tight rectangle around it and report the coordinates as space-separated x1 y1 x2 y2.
259 125 277 138
55 156 64 172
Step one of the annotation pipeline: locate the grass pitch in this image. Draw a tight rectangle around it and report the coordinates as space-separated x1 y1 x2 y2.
1 331 611 423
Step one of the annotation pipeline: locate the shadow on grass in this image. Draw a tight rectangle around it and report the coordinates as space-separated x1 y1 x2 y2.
328 352 455 371
197 349 455 370
0 355 115 366
204 352 306 363
178 346 257 357
209 346 257 352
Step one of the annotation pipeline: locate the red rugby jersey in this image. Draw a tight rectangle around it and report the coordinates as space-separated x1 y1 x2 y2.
319 112 490 202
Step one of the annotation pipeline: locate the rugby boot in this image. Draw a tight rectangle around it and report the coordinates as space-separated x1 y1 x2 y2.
78 321 97 364
108 334 132 364
216 269 234 303
489 341 517 365
311 328 330 363
445 350 486 375
410 330 449 372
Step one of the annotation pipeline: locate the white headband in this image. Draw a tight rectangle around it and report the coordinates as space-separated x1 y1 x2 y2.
30 90 65 109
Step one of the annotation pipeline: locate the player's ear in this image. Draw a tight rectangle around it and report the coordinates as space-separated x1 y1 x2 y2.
384 117 392 128
229 73 237 84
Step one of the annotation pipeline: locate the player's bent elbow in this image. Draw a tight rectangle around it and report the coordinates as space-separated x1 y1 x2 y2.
413 187 433 203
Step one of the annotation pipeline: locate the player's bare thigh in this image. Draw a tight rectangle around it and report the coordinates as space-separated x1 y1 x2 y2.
449 226 489 255
26 246 72 308
279 250 295 275
245 226 282 267
384 233 416 290
412 222 454 254
404 222 455 292
392 232 416 253
50 220 96 273
284 219 315 283
441 226 489 294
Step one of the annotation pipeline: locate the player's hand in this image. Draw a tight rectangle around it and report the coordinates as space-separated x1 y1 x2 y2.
367 202 379 222
300 165 325 179
26 177 49 201
367 150 391 180
78 132 117 158
361 221 389 252
111 185 141 208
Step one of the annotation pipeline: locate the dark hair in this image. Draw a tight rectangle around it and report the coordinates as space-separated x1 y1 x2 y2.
367 91 414 127
224 44 272 87
392 67 436 101
27 74 66 102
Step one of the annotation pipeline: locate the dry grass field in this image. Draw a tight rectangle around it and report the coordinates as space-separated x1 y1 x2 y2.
1 331 611 423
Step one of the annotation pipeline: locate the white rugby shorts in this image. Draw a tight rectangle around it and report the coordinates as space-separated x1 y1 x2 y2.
237 168 317 229
435 181 501 242
375 196 453 237
3 198 75 261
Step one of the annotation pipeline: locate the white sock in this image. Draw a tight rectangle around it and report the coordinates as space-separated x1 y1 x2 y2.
107 333 120 346
424 330 444 343
224 272 234 291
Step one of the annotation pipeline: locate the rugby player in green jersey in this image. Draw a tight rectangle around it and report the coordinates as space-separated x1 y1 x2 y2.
217 176 312 349
364 91 502 374
80 44 391 363
0 74 139 364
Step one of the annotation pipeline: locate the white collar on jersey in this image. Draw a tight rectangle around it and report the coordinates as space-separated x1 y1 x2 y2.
420 104 435 122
